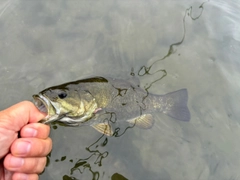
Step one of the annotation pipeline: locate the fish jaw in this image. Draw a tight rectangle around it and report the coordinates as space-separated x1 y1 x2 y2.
33 94 48 114
33 94 60 123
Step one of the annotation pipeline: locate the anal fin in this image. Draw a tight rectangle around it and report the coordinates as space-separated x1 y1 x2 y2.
127 114 154 129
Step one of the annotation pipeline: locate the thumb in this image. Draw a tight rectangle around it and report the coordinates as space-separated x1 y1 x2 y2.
0 101 46 132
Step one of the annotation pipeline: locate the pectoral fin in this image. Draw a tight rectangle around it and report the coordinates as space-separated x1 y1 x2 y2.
91 123 113 136
127 114 154 129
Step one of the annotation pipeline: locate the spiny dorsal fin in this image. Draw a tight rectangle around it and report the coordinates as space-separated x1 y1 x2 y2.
91 123 113 136
127 114 154 129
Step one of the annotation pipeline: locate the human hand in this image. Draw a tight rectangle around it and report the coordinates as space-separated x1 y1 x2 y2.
0 101 52 180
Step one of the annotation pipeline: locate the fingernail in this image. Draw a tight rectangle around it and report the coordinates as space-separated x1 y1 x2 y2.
9 156 24 168
24 127 37 137
16 141 31 155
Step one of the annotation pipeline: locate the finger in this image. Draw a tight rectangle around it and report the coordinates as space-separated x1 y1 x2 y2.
0 101 46 132
20 123 50 139
4 154 46 174
12 173 39 180
11 137 52 157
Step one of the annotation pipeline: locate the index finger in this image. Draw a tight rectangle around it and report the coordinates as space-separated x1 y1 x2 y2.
0 101 46 132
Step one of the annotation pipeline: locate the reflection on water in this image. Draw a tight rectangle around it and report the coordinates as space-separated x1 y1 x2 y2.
37 2 209 180
70 135 108 180
138 0 208 77
47 127 132 180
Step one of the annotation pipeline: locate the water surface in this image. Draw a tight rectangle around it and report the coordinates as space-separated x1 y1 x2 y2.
0 0 240 180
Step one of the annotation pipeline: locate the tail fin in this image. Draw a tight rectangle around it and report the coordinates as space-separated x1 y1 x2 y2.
161 89 190 121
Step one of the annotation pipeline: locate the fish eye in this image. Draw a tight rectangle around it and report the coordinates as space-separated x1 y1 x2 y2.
58 92 67 99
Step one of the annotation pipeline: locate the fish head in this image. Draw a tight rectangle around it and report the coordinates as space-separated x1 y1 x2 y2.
33 85 98 125
33 87 83 123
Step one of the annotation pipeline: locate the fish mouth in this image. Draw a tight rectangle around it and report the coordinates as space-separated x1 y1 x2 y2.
33 94 49 114
33 94 62 124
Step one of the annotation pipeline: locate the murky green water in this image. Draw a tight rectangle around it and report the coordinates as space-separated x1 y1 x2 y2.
1 0 240 179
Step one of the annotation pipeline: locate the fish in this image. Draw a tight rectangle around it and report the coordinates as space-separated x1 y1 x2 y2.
33 76 190 136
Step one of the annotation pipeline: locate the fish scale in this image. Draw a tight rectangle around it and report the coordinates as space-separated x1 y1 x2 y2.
33 76 190 136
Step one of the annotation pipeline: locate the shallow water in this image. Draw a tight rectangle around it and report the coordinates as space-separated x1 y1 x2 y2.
1 0 240 179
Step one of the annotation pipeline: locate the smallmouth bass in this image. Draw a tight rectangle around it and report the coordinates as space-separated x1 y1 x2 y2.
33 76 190 136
